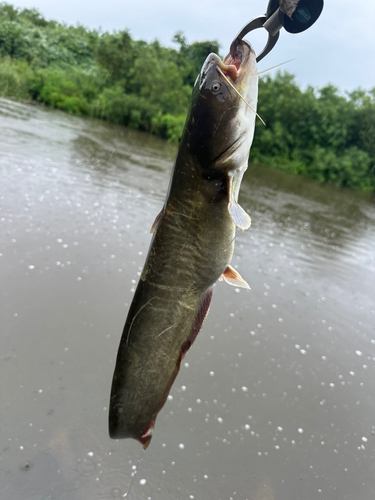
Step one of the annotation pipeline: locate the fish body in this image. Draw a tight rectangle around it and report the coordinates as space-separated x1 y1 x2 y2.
109 41 258 448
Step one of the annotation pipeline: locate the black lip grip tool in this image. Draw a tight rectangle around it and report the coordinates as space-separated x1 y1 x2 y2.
230 0 324 62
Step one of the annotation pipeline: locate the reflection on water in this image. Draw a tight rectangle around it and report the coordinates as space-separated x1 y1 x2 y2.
1 98 375 500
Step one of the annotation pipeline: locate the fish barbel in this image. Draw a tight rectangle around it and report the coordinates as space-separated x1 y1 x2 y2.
109 40 258 448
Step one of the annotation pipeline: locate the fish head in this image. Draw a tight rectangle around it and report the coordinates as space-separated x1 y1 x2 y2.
185 40 258 175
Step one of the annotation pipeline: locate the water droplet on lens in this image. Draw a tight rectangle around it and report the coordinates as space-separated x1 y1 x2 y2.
111 487 121 498
81 459 96 475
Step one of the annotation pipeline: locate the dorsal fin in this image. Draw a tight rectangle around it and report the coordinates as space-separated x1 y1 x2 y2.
221 265 250 289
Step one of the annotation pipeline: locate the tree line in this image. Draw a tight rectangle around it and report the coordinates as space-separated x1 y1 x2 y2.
0 2 374 190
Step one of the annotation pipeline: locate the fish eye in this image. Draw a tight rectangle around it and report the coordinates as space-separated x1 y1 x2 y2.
211 82 221 94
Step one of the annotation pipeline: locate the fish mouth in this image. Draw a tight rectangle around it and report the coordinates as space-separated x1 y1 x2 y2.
218 41 254 83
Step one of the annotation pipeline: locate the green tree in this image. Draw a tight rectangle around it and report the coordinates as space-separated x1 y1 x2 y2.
0 2 373 190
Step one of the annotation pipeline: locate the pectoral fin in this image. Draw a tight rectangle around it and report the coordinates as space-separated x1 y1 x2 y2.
227 169 251 230
150 209 164 234
221 265 250 289
229 202 252 230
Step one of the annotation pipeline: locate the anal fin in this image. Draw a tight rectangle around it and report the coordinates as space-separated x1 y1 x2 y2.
221 265 250 289
150 209 164 234
181 288 213 358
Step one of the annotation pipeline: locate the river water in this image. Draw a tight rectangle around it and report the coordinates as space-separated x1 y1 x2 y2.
1 97 375 500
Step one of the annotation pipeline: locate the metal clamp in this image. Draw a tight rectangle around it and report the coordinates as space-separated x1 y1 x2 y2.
230 0 324 63
230 15 280 63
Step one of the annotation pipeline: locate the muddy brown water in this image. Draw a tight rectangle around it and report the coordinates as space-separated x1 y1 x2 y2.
1 97 375 500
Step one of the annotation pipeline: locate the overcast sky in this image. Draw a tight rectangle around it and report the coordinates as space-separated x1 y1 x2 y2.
11 0 375 92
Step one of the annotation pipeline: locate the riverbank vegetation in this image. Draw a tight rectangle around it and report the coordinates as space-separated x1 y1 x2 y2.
1 2 374 190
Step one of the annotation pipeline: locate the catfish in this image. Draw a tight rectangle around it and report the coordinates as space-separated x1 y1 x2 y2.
109 40 258 448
